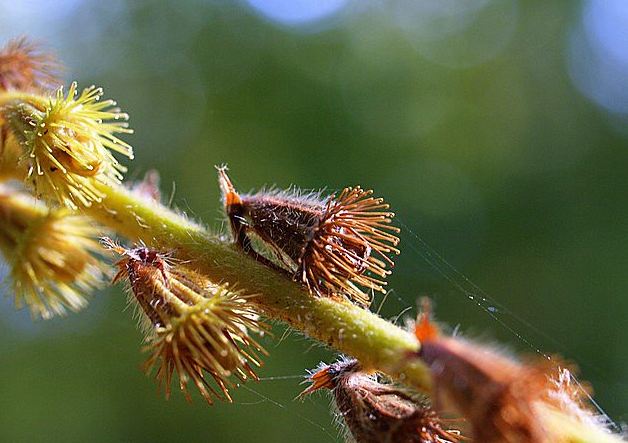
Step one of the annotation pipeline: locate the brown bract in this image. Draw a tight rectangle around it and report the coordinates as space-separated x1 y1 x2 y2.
414 302 603 443
0 37 61 92
301 358 462 443
420 335 547 443
218 167 400 307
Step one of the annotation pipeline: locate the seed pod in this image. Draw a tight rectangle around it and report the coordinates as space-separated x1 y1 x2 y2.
218 167 400 307
301 358 462 443
413 299 606 443
106 240 267 404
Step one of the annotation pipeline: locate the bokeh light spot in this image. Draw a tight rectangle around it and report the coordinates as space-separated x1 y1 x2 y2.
244 0 349 29
569 0 628 115
389 0 518 69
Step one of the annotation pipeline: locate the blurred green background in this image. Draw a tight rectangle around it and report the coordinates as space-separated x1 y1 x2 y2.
1 0 627 441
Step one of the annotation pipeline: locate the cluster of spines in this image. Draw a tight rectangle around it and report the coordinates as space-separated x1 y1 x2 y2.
0 37 60 92
4 81 134 208
300 186 400 307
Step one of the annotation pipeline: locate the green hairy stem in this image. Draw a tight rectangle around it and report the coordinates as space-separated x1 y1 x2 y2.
88 181 430 390
1 84 623 442
88 183 624 443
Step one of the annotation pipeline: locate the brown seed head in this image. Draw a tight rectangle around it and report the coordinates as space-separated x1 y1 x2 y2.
421 335 544 442
217 167 400 307
0 37 61 92
301 358 463 443
106 240 268 404
413 301 606 443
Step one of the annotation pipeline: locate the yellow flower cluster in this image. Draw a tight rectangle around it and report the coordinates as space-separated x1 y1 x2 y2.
3 82 133 208
0 186 106 318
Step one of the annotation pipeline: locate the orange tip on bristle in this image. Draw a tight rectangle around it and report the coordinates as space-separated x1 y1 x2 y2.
298 366 335 399
415 297 440 342
216 165 242 206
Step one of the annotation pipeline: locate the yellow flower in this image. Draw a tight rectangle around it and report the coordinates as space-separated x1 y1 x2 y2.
0 186 107 318
107 241 267 404
2 82 133 208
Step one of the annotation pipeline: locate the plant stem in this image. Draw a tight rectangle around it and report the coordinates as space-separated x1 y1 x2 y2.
0 139 622 442
87 182 625 443
87 181 430 390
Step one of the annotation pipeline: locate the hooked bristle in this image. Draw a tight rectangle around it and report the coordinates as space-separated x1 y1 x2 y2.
299 186 400 307
415 297 440 342
299 357 359 399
